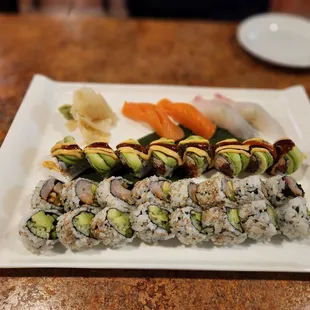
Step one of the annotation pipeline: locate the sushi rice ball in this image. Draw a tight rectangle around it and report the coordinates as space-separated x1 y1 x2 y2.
132 176 171 210
31 177 64 212
276 197 310 239
170 207 206 245
56 206 100 250
19 209 61 254
131 202 174 243
91 205 135 248
238 200 279 242
96 176 135 210
61 178 99 212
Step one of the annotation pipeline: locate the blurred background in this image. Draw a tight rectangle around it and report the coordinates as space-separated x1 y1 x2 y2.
1 0 310 19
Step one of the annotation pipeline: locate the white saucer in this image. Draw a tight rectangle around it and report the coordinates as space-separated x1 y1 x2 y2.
237 13 310 68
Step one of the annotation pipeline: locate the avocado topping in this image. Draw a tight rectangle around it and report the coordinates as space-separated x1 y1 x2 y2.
153 151 178 168
148 205 171 232
122 152 143 172
107 209 134 238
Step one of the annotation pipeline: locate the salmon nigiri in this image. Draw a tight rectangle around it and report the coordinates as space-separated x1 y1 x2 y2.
122 101 184 141
157 98 216 139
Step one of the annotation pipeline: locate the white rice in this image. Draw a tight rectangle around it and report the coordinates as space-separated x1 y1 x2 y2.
130 203 174 243
170 207 207 245
276 197 310 239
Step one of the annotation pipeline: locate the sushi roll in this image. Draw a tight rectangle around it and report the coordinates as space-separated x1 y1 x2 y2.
19 209 61 254
178 135 213 177
91 206 135 248
195 175 236 210
116 139 152 178
238 200 279 242
170 207 206 245
269 138 305 175
243 138 277 174
275 197 310 239
148 138 182 177
169 179 201 210
233 175 267 205
61 178 99 212
264 175 304 207
45 136 89 180
131 202 174 243
31 177 64 212
56 206 100 250
84 142 119 177
96 176 135 210
132 175 171 209
213 139 250 177
201 207 247 246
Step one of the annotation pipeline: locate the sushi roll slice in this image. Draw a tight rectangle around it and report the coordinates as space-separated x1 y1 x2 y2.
269 138 305 175
170 207 206 245
169 179 201 210
131 202 174 243
213 139 250 177
91 206 135 248
201 207 247 246
61 178 99 212
178 135 213 177
84 142 119 177
195 175 236 210
19 209 61 254
31 177 64 212
45 136 89 181
233 175 267 205
132 175 171 209
243 138 277 174
96 176 135 210
239 200 279 242
116 139 152 178
276 197 310 239
56 206 100 250
264 175 305 207
148 138 182 177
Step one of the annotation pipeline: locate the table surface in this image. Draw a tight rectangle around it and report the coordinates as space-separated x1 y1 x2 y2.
1 14 310 310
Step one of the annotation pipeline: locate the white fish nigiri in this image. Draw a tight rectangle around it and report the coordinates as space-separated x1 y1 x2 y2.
192 95 257 140
214 93 285 141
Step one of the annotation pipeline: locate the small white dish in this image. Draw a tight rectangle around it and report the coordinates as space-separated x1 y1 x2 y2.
237 13 310 68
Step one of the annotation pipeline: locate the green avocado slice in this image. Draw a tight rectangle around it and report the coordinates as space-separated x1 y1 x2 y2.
288 146 304 173
122 152 143 172
255 152 268 174
190 210 203 232
100 154 117 168
107 209 133 238
223 153 242 176
148 205 171 232
240 154 250 171
87 153 111 174
153 151 177 167
191 153 205 168
226 208 243 233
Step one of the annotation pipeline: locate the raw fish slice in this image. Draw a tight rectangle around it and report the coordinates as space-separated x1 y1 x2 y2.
192 95 257 140
214 93 285 141
157 98 216 139
122 102 184 141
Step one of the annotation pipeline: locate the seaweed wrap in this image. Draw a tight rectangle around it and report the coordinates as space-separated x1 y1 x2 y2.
131 176 171 210
213 139 250 177
269 138 305 175
61 178 99 212
243 138 277 174
19 209 61 254
201 207 247 246
56 206 100 250
96 176 135 210
84 141 119 177
116 139 151 178
148 138 182 177
31 177 64 212
131 202 174 243
91 206 135 248
264 175 304 207
195 175 236 210
275 197 310 239
239 200 279 242
178 135 213 177
170 207 207 245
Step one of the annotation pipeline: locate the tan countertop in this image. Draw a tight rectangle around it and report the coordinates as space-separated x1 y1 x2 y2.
0 14 310 310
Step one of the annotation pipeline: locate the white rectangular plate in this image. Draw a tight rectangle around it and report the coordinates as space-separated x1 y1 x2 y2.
1 74 310 271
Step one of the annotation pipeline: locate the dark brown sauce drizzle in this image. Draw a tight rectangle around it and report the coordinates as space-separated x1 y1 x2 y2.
178 142 214 157
274 139 295 156
86 142 112 150
146 142 179 153
59 144 82 151
116 142 146 153
244 140 277 159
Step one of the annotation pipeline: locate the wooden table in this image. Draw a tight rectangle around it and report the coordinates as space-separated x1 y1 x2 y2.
1 14 310 309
